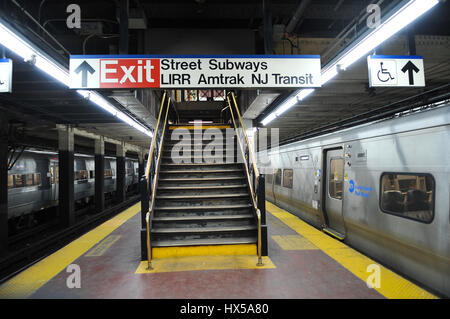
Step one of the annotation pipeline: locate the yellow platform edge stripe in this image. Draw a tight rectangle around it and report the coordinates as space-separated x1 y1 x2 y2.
152 244 256 259
266 201 438 299
169 125 230 130
136 256 275 274
0 203 141 299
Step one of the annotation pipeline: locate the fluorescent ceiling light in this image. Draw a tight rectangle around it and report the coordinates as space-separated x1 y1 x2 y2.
274 96 298 117
261 88 316 125
260 0 439 126
297 89 315 101
77 90 153 137
0 20 152 138
338 0 439 70
188 120 214 124
261 112 277 126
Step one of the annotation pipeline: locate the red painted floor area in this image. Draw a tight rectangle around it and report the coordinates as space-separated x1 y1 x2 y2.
30 211 383 299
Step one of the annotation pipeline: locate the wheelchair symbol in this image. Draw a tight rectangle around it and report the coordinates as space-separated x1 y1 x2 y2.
377 62 395 82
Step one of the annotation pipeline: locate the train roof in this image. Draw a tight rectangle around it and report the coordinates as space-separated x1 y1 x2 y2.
264 104 450 154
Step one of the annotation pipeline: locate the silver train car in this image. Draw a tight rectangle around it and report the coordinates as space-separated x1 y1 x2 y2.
7 151 139 226
258 105 450 297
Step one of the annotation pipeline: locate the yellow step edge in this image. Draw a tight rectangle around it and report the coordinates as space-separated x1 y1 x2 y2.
152 244 256 259
169 125 231 130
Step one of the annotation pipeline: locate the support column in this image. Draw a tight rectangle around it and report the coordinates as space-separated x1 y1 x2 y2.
138 151 145 180
407 27 416 55
116 142 126 203
58 125 75 228
257 175 268 256
119 0 129 54
263 0 273 54
0 118 8 255
139 151 149 260
95 137 105 213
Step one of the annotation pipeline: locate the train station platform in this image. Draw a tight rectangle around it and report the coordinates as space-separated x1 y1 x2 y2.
0 202 437 299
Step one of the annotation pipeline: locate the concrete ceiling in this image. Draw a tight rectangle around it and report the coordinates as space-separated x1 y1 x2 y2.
259 34 450 142
1 0 449 149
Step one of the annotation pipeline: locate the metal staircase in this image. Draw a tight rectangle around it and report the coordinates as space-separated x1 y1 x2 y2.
140 91 267 268
152 125 257 248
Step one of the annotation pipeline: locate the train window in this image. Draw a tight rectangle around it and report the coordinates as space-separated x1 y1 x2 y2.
34 173 41 186
266 174 273 184
329 159 344 199
380 173 435 223
8 175 13 189
50 167 54 184
104 169 113 178
25 174 33 186
283 169 293 188
14 174 23 187
274 169 282 185
75 170 88 180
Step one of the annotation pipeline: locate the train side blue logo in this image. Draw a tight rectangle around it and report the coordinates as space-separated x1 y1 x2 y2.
349 179 372 198
349 180 355 193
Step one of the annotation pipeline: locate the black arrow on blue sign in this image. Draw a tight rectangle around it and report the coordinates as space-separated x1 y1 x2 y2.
74 61 95 87
401 60 420 85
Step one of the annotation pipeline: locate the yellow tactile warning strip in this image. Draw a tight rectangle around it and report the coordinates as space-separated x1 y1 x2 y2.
153 244 257 258
266 201 438 299
0 203 140 299
85 235 122 257
272 235 319 250
135 256 275 274
169 125 230 130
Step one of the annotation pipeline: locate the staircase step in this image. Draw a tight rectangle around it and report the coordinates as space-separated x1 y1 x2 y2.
152 225 257 234
165 142 227 146
158 185 247 190
156 193 249 200
152 237 256 247
154 204 252 211
153 214 253 222
160 169 242 174
169 125 230 130
161 163 238 166
158 177 246 182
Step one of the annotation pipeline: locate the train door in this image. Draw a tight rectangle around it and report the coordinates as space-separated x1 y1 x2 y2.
323 148 346 237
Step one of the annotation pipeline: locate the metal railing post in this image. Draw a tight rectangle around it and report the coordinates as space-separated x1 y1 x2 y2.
256 209 263 266
140 176 149 228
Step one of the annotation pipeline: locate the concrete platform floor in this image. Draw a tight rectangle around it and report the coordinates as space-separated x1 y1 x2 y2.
0 201 437 299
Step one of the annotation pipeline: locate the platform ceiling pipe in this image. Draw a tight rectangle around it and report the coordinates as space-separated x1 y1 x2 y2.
285 0 312 34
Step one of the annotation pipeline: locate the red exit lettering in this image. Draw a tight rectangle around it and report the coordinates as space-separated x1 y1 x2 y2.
99 59 160 88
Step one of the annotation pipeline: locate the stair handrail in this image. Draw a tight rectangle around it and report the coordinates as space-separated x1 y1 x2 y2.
229 92 260 178
145 92 171 270
145 91 166 183
226 92 263 266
